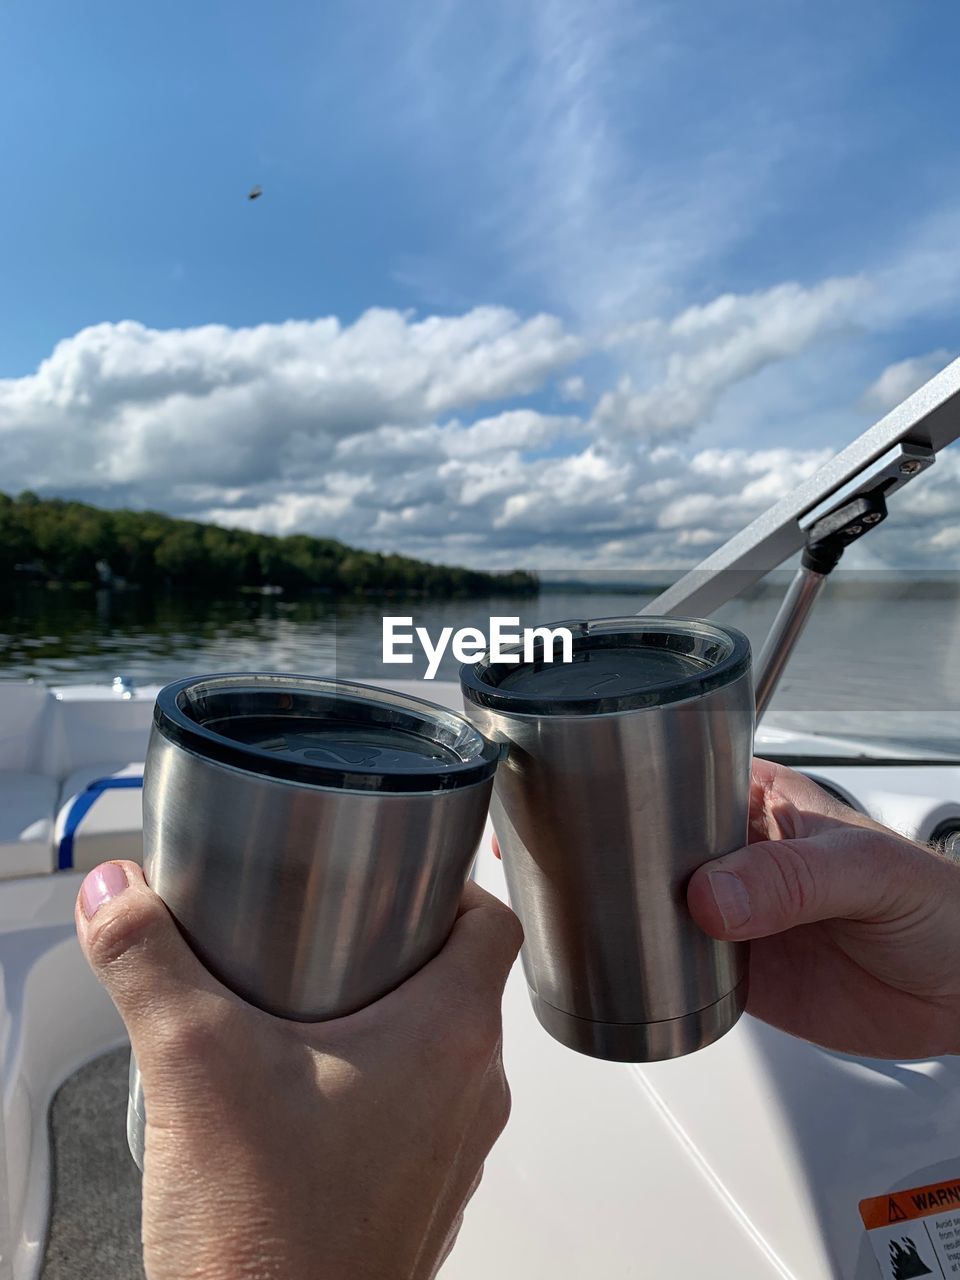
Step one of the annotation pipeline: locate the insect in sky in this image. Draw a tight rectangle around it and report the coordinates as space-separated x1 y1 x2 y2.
248 185 263 201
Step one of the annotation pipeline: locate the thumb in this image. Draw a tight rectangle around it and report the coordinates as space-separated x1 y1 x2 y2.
687 826 939 940
75 861 222 1045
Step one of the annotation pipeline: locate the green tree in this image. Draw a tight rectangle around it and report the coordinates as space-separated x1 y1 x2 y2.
0 491 539 598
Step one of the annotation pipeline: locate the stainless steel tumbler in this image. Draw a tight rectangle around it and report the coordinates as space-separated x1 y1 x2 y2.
127 672 498 1168
460 616 754 1063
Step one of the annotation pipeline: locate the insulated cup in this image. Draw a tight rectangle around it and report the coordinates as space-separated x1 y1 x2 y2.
460 617 754 1063
127 672 498 1167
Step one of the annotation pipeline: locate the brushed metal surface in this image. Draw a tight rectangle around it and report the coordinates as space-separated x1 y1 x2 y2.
142 730 492 1020
128 718 492 1168
465 670 753 1059
126 1056 146 1173
754 565 827 721
530 980 748 1062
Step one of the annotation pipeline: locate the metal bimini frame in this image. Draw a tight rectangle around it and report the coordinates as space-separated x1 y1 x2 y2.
641 357 960 718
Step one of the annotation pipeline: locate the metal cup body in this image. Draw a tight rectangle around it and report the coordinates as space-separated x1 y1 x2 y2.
462 627 754 1063
127 675 494 1168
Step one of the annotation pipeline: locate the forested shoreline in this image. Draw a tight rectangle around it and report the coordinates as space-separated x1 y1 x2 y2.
0 492 538 597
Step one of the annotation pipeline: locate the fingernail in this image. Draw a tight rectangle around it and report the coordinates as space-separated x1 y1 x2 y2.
707 870 751 930
80 863 129 919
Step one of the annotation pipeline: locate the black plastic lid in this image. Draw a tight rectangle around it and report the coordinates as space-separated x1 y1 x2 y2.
154 673 499 793
460 617 751 716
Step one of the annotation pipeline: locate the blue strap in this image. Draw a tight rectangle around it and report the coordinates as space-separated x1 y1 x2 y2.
58 775 144 870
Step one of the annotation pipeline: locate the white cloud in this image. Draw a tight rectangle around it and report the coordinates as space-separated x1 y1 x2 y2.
656 492 719 530
593 277 867 437
676 527 721 548
0 308 583 498
334 409 581 467
861 349 954 413
559 375 586 401
3 277 960 574
930 526 960 552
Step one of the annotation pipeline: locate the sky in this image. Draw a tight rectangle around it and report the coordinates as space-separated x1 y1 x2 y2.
1 0 959 572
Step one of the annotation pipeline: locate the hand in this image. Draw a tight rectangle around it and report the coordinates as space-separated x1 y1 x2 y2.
76 861 522 1280
687 758 960 1059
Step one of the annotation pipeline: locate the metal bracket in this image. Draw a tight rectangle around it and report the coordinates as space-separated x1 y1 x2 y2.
752 443 933 718
642 355 960 618
799 441 934 533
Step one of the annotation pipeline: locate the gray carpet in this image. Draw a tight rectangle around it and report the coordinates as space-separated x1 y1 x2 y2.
41 1048 145 1279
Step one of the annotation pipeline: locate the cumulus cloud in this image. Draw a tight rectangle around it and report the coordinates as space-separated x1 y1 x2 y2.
3 278 959 573
334 409 581 466
861 349 954 413
593 277 867 436
0 307 583 497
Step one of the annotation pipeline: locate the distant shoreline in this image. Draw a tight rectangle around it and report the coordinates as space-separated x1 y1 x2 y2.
1 491 538 600
9 578 541 601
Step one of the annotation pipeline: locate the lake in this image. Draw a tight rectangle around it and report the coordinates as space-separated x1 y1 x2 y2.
2 578 959 752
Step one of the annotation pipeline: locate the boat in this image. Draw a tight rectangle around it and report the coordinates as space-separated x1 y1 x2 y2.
1 357 960 1278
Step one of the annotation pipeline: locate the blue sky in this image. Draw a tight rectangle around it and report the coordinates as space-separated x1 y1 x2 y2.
1 0 959 569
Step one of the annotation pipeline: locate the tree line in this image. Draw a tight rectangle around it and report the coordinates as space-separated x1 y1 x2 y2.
0 492 538 597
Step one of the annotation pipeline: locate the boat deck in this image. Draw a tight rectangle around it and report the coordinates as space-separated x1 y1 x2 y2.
41 1050 143 1279
4 679 960 1277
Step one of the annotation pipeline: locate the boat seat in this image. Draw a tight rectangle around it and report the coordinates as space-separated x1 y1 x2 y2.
54 764 144 874
0 771 59 877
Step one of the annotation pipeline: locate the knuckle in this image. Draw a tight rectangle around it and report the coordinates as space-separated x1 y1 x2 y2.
85 892 165 970
498 905 525 956
766 788 800 841
488 1071 512 1135
764 838 819 918
475 1068 511 1145
750 769 779 838
479 901 524 971
147 998 235 1068
436 1005 503 1071
467 1006 504 1061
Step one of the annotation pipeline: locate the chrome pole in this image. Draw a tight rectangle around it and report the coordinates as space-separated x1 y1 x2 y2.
754 565 829 721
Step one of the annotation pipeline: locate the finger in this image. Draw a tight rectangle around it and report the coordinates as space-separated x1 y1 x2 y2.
395 882 522 1029
75 861 224 1040
444 881 523 999
492 834 501 860
749 757 881 842
687 825 944 940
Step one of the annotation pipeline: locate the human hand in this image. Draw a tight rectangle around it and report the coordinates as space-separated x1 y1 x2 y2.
76 861 522 1280
687 758 960 1059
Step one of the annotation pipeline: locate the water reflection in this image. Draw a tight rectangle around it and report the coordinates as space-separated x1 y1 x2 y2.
0 586 344 681
2 579 960 753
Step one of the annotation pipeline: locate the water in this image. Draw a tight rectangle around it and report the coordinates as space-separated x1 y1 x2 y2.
2 579 959 752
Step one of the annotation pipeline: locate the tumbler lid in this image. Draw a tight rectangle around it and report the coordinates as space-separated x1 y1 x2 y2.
154 674 499 793
460 617 751 716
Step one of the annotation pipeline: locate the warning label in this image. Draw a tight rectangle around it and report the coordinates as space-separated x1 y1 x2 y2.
861 1178 960 1278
